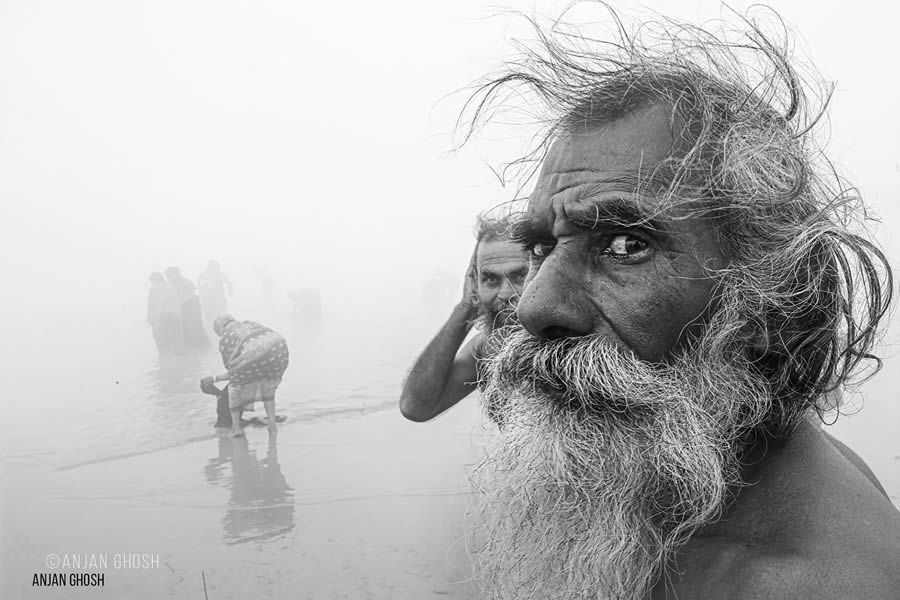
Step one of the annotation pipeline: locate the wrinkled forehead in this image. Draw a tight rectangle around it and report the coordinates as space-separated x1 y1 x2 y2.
476 238 528 272
525 103 696 224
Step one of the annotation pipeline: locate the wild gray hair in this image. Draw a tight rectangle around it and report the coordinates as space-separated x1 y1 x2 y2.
474 209 518 245
457 5 893 437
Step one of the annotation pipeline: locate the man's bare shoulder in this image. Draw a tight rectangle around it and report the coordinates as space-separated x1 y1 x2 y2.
662 422 900 599
723 551 898 600
823 430 888 495
664 538 899 599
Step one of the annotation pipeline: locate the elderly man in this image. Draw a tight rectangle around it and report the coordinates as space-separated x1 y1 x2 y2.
457 9 900 600
204 314 289 438
400 215 528 423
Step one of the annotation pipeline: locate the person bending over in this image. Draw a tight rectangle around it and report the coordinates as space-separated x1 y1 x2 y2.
204 314 289 437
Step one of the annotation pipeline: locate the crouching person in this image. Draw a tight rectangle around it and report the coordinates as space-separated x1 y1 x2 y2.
204 314 290 437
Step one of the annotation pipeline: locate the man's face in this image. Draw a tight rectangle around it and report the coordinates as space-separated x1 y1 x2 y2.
475 238 528 330
517 104 725 360
471 106 768 599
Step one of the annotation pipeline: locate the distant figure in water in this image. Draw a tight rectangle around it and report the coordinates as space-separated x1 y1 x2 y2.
165 266 209 348
204 314 290 438
146 272 184 354
197 259 232 324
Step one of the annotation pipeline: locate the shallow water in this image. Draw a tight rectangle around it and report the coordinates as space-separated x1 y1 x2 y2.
3 299 413 471
1 296 482 598
1 293 897 598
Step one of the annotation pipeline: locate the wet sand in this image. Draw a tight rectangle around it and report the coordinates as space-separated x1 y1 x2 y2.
2 401 485 599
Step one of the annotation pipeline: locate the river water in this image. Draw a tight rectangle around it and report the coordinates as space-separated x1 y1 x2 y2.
1 288 897 598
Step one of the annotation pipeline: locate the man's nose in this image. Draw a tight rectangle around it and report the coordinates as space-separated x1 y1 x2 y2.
497 278 520 304
516 261 593 340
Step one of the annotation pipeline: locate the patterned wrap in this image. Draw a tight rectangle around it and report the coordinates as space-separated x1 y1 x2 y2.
219 321 290 386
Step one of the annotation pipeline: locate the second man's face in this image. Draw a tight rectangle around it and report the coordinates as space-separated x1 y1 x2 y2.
475 238 528 327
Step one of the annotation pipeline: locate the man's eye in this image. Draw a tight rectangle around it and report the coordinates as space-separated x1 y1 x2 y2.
528 242 555 258
604 235 648 256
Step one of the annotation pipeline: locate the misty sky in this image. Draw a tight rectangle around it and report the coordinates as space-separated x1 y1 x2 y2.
2 0 898 336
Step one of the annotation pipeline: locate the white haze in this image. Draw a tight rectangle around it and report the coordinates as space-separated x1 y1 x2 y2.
1 1 898 442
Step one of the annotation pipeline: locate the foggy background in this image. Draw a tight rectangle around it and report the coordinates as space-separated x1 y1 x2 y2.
1 0 898 597
1 0 898 330
3 0 896 463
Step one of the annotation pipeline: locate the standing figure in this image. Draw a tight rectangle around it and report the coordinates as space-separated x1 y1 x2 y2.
146 272 184 354
204 314 290 438
165 266 209 348
198 259 233 323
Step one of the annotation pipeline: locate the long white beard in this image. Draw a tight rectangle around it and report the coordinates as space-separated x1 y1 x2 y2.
470 326 773 599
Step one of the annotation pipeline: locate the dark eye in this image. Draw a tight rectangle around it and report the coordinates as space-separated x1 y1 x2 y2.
604 234 648 256
528 241 555 258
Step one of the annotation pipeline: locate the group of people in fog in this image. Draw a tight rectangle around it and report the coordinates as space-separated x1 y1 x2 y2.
147 260 291 438
146 260 232 354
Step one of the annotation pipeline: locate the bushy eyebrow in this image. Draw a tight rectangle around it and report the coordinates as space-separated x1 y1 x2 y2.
514 196 672 241
566 197 671 233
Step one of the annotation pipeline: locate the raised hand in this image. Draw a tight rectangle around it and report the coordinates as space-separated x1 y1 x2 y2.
461 245 480 310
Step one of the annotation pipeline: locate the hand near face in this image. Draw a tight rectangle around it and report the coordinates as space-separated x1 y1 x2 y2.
461 245 480 311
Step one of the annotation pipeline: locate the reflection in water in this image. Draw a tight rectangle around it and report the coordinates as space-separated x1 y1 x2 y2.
205 431 295 544
147 352 210 396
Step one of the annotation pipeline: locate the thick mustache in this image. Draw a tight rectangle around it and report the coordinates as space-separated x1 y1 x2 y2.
483 304 518 331
485 325 666 414
487 300 517 315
